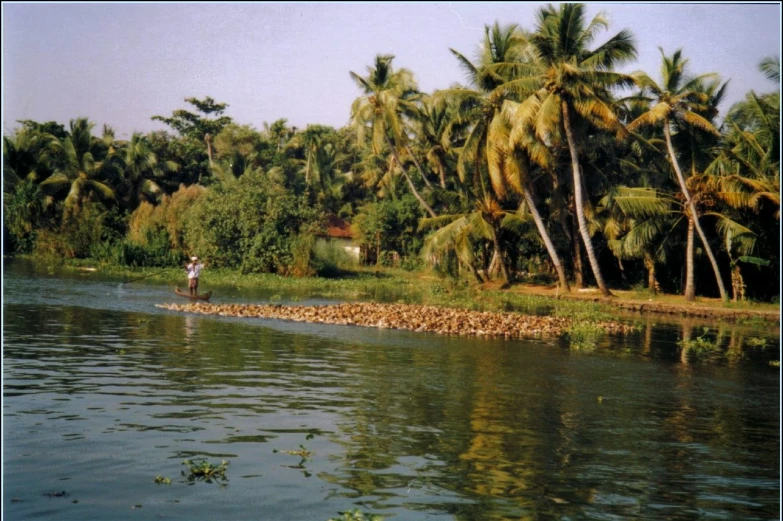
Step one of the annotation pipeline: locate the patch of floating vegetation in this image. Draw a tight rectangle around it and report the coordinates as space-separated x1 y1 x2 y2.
156 302 636 339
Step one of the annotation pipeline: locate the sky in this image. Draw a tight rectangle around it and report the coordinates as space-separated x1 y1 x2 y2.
2 2 781 139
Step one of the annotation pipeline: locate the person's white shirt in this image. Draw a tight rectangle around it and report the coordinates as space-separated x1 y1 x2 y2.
187 262 203 279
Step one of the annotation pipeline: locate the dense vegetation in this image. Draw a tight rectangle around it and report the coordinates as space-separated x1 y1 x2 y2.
3 4 779 302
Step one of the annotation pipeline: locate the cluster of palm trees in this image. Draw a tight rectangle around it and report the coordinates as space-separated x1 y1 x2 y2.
348 4 779 301
4 118 178 231
4 3 779 302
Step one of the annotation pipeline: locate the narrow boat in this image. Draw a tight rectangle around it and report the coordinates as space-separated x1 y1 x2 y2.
175 288 212 301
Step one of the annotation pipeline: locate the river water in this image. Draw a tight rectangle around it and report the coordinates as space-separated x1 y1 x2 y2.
2 260 780 520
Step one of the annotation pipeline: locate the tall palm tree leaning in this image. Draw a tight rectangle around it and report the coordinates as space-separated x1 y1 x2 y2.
527 3 638 297
627 48 729 301
452 22 572 293
350 54 437 218
445 22 542 284
498 98 572 293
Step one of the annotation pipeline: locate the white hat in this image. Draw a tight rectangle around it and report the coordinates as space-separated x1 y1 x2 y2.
191 256 198 261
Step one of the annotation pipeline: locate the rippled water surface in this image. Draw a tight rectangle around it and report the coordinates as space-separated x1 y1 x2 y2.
3 260 780 520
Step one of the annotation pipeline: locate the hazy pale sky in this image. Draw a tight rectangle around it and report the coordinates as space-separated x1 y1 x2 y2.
2 2 780 138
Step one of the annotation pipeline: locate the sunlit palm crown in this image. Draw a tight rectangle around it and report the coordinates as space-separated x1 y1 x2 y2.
627 48 723 136
350 54 420 154
522 3 637 139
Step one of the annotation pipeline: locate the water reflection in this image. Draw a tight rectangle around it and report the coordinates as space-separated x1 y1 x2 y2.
3 265 780 521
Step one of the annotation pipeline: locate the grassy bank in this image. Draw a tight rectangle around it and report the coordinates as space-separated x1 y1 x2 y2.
49 257 780 324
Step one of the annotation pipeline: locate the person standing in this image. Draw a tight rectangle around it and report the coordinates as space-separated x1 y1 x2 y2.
186 256 205 296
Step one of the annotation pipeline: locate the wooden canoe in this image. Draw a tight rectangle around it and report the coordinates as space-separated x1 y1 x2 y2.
175 288 212 301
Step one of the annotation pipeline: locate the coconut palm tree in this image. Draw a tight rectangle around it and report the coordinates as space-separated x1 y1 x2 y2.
627 48 729 301
524 3 637 297
287 124 333 186
38 118 117 218
687 170 777 301
411 95 455 189
494 97 571 292
420 213 486 283
3 126 54 193
420 194 529 284
350 54 436 217
118 133 179 209
264 118 292 153
600 186 680 294
441 22 548 283
759 55 780 84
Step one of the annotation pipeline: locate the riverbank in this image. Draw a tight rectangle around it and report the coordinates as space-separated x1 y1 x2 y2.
23 258 783 324
156 301 639 340
497 282 781 323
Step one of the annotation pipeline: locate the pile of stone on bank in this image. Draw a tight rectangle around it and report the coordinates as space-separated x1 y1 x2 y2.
156 301 637 339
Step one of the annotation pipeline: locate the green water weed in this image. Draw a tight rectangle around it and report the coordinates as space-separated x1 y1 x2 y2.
745 337 768 348
678 328 718 353
153 475 171 485
327 509 383 521
566 322 606 351
274 444 313 458
181 458 229 484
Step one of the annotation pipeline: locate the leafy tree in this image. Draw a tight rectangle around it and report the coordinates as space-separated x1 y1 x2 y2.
182 170 324 274
353 196 425 264
152 97 233 183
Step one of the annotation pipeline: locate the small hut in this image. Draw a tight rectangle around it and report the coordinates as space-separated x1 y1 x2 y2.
316 215 360 262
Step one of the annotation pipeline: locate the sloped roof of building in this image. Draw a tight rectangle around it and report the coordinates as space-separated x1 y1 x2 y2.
323 214 353 239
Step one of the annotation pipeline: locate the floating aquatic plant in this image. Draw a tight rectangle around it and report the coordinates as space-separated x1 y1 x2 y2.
745 337 768 348
181 458 229 484
678 328 718 352
153 475 171 485
327 509 383 521
274 444 312 458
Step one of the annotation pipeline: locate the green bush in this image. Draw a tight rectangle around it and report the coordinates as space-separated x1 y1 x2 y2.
290 233 316 277
312 239 353 276
182 170 324 274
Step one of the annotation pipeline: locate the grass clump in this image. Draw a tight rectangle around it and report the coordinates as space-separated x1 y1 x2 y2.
566 322 606 351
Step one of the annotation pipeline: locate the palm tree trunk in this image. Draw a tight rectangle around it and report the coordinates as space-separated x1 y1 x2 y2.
663 124 728 301
468 262 485 283
404 145 433 189
644 254 657 295
572 219 585 289
685 217 696 301
490 225 511 285
436 154 447 189
560 208 583 288
523 181 570 293
618 258 628 283
731 263 746 302
388 138 437 218
305 151 312 186
561 101 611 297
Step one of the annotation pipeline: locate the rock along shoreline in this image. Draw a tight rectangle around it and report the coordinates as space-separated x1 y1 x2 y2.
155 301 637 339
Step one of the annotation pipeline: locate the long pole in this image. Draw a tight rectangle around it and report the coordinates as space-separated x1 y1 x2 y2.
119 268 171 285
